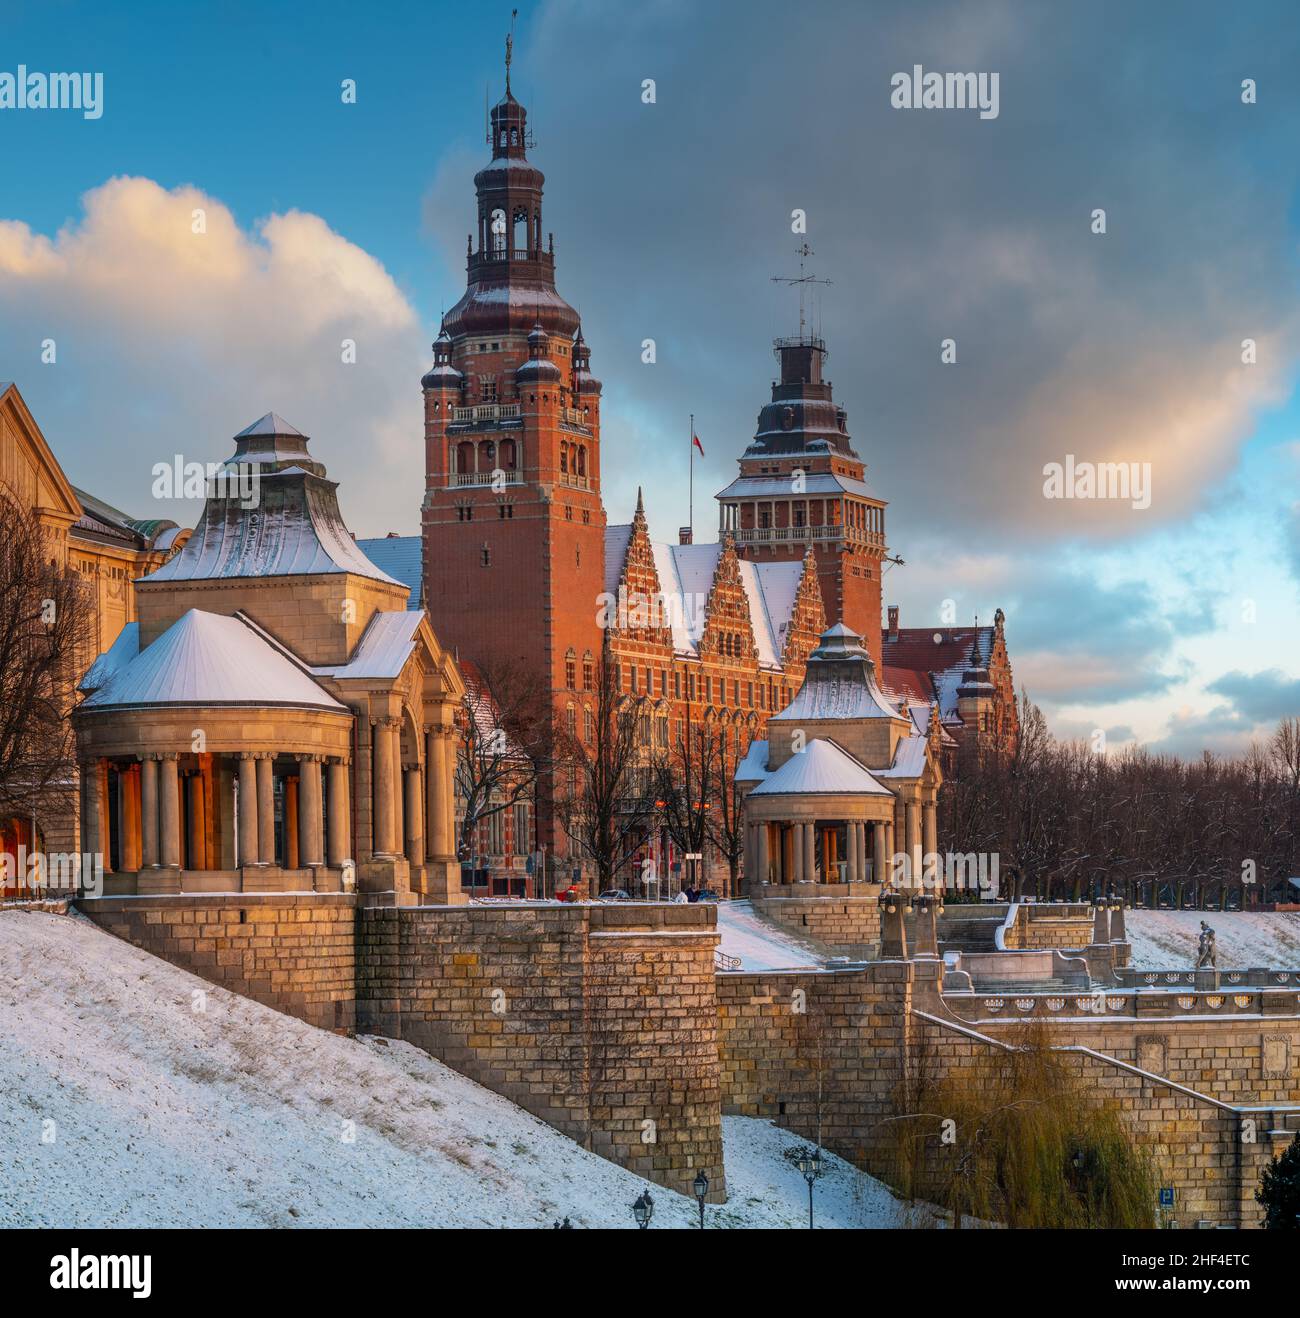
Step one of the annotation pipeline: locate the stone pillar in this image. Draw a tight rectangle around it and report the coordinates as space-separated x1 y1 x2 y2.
923 800 937 864
83 760 105 866
141 756 159 868
792 823 805 882
373 719 396 856
1092 901 1110 945
299 755 323 868
326 758 349 867
120 763 142 872
424 728 443 859
873 820 886 886
256 754 275 864
846 822 859 883
391 727 405 856
404 765 423 867
803 819 816 882
186 772 206 870
1110 900 1127 943
285 777 300 869
237 754 258 868
442 725 459 857
905 799 920 888
756 822 769 886
160 754 181 869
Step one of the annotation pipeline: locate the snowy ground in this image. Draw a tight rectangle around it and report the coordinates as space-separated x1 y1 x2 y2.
714 899 826 971
0 909 921 1229
1125 910 1300 970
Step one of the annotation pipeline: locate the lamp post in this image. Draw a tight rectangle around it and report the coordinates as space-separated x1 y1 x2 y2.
693 1172 709 1228
632 1190 654 1229
794 1146 822 1229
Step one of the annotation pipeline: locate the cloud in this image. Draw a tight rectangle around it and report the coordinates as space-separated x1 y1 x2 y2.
0 176 424 534
1206 669 1300 725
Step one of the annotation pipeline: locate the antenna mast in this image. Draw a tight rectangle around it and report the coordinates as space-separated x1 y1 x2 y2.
771 242 831 339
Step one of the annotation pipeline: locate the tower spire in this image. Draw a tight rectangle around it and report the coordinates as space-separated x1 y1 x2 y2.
505 8 517 94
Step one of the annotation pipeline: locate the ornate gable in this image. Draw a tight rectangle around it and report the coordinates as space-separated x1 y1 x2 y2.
781 544 827 667
699 534 757 663
609 489 672 646
0 382 83 528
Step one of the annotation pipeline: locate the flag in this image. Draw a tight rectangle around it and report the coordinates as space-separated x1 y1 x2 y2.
692 433 705 456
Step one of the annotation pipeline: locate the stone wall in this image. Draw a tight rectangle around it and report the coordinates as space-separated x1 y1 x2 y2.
1001 903 1095 950
78 892 356 1033
750 885 881 954
717 960 1296 1227
357 901 725 1199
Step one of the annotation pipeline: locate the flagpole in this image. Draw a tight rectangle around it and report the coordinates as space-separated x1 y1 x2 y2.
689 412 694 542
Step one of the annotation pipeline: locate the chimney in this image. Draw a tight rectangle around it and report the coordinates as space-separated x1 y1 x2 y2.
887 605 899 640
678 525 693 545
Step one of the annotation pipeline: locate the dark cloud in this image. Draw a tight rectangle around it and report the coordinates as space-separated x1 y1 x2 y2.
419 0 1300 548
1206 668 1300 724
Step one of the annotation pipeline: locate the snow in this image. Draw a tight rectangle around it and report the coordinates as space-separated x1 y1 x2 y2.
750 738 892 796
1125 911 1300 970
80 609 346 712
314 610 423 681
715 900 826 971
0 909 916 1229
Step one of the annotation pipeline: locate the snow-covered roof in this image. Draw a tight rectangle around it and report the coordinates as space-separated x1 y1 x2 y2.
234 412 304 439
735 738 770 783
145 467 402 588
770 624 902 723
603 528 803 669
79 610 346 712
80 622 140 693
876 734 929 780
715 472 875 501
356 535 421 609
315 611 423 681
750 739 893 797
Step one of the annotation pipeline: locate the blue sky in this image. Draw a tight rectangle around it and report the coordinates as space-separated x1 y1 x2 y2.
2 0 1298 755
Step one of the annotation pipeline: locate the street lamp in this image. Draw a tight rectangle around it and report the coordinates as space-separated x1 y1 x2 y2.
693 1172 709 1228
794 1146 822 1229
632 1190 654 1229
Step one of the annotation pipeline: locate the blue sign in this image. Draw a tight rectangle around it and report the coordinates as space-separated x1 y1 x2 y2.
1158 1187 1175 1208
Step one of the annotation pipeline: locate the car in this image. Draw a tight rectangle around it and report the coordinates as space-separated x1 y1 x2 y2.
597 888 632 901
554 885 582 903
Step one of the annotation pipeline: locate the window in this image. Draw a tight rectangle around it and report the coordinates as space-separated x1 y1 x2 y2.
582 652 594 690
565 650 576 689
673 670 681 699
513 802 530 856
481 545 491 567
733 680 740 705
567 705 576 736
584 707 594 743
630 666 638 694
498 504 513 519
482 380 498 402
747 681 754 707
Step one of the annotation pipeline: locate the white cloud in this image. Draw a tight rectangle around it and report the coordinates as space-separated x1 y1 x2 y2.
0 176 426 534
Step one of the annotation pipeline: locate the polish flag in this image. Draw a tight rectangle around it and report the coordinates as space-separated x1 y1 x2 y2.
692 433 705 456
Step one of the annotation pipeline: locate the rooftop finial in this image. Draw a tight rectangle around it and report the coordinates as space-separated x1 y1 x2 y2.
771 242 831 341
505 8 517 93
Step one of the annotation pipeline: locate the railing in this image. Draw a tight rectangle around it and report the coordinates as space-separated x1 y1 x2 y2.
450 471 523 488
731 525 884 547
558 472 590 490
715 949 742 970
451 403 521 424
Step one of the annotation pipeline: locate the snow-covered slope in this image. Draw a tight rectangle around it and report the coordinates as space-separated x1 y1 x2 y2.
1125 910 1300 970
0 909 914 1229
715 899 826 971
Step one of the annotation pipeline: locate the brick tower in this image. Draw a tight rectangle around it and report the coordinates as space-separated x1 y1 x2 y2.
421 66 605 862
715 332 888 670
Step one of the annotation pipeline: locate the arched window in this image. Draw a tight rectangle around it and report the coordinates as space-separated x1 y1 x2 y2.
559 443 568 474
567 704 576 736
490 208 507 255
479 440 495 470
565 648 576 689
584 707 594 743
457 441 474 474
582 651 594 691
512 208 528 253
576 446 587 476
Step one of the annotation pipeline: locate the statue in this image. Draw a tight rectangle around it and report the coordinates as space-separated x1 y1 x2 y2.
1195 920 1217 969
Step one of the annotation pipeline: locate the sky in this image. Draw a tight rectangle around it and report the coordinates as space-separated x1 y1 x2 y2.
1 0 1298 756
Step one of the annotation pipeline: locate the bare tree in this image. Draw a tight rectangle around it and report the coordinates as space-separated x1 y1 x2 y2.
704 720 751 898
555 633 648 892
454 654 548 861
0 493 94 828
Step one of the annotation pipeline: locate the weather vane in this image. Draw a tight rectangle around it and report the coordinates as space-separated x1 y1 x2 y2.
506 9 517 93
771 242 831 339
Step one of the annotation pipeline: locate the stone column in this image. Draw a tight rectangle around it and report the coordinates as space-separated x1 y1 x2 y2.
803 819 816 882
373 719 396 856
237 754 258 868
1110 900 1127 943
299 755 323 868
141 756 159 868
186 772 206 871
285 777 300 869
846 822 859 883
160 754 181 869
872 820 886 886
884 820 895 881
905 799 920 887
1092 901 1110 945
441 723 459 858
756 822 769 886
121 764 142 871
424 729 441 859
256 754 275 864
391 727 405 856
326 758 349 867
404 765 423 867
923 799 938 866
792 823 805 882
83 760 105 866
